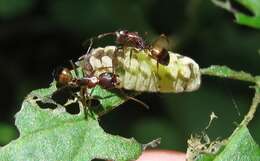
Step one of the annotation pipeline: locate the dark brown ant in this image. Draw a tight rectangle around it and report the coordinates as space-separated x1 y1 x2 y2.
53 67 118 110
97 30 146 49
85 30 170 66
149 34 170 66
55 67 149 109
56 67 118 90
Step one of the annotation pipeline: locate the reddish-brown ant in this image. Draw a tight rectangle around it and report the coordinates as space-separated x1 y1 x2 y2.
55 67 149 109
55 67 118 90
54 67 118 109
97 30 146 49
85 30 170 66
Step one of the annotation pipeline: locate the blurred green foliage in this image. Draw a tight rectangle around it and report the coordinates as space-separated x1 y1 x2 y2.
212 0 260 29
0 0 259 152
0 123 17 146
0 0 34 19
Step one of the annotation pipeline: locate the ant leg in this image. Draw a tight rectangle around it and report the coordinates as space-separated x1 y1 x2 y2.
81 87 98 110
82 38 92 51
97 32 115 39
70 60 78 77
117 89 149 109
86 87 97 111
79 38 94 61
86 92 92 112
80 31 116 61
112 47 120 74
151 70 160 92
156 61 159 74
126 46 132 67
86 38 93 55
128 48 139 67
79 87 90 117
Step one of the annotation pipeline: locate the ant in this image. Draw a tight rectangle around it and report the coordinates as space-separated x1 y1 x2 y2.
97 30 146 49
54 65 149 110
55 68 117 105
55 67 118 94
148 34 170 66
53 65 118 110
84 30 170 67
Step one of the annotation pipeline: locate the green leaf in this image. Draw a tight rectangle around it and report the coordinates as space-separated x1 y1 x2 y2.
0 84 142 161
201 65 256 83
255 76 260 87
193 126 260 161
235 13 260 28
0 0 34 19
212 0 260 29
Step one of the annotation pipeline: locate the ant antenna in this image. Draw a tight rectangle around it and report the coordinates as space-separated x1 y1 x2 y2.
81 32 115 59
86 38 93 55
97 32 116 39
126 96 150 109
117 89 149 109
82 36 94 52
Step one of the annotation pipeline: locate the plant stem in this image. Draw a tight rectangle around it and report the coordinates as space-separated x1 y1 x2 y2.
200 65 256 83
240 87 260 126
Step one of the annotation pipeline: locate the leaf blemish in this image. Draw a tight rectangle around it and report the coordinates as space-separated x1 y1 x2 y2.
36 100 57 110
65 102 80 115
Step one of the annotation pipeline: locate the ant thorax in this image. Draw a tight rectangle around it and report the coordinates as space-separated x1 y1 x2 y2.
78 46 201 93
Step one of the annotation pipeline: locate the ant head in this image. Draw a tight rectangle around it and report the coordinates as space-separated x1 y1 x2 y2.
157 49 170 65
54 67 73 87
98 72 118 89
150 34 170 65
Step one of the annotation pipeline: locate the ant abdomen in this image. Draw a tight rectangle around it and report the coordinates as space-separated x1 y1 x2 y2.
98 72 118 89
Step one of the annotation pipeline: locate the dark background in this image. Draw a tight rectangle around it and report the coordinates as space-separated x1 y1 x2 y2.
0 0 259 151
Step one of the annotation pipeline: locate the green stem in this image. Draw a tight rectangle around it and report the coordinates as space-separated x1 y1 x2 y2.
240 87 260 126
200 65 256 83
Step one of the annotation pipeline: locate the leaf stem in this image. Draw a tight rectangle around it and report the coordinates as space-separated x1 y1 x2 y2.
200 65 256 83
240 87 260 126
